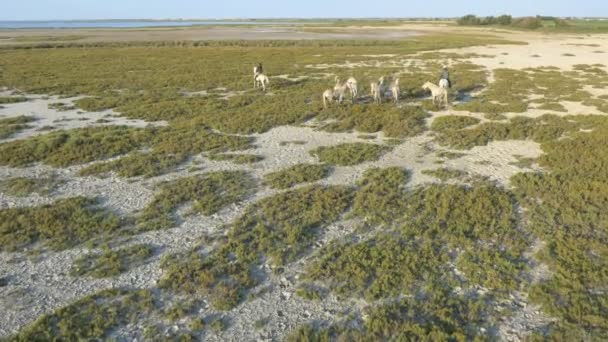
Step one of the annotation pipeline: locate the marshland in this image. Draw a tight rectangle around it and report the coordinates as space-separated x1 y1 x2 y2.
1 12 608 341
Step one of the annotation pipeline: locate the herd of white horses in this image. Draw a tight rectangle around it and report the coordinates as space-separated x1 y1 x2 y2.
253 66 450 109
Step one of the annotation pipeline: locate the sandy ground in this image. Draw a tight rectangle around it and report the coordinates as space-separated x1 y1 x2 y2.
1 27 608 340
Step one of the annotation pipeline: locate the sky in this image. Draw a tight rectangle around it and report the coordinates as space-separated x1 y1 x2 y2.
2 0 606 21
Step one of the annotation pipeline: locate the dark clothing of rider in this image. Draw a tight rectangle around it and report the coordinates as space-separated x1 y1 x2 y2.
256 63 263 75
440 68 451 88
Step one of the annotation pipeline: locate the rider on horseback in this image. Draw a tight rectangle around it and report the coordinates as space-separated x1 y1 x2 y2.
439 65 451 88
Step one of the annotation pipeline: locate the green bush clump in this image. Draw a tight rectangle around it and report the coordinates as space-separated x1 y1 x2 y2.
287 285 494 340
310 143 391 166
227 185 353 266
0 176 63 197
0 126 151 167
207 153 264 164
263 163 331 189
510 125 608 338
79 152 188 178
8 289 157 341
0 197 121 252
351 167 409 225
138 171 256 231
71 244 154 278
434 114 588 149
0 115 35 139
307 182 528 302
307 235 449 300
159 185 352 310
159 250 256 311
430 115 480 132
421 168 467 181
0 96 28 104
318 104 429 138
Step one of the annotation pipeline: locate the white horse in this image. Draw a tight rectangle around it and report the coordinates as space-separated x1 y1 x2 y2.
322 89 335 108
422 81 448 108
333 77 348 104
371 76 385 104
390 78 400 104
345 77 358 101
253 65 263 87
255 74 269 91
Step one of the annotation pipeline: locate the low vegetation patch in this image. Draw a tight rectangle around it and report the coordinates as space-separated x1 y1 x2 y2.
351 167 409 225
207 153 264 164
431 115 480 132
8 289 157 341
0 176 63 197
159 185 353 310
510 123 608 339
263 163 331 189
422 167 467 181
307 182 528 301
71 244 154 278
318 104 429 138
310 143 391 166
137 171 256 231
287 284 496 340
0 96 28 104
0 115 35 139
79 152 188 179
0 197 121 252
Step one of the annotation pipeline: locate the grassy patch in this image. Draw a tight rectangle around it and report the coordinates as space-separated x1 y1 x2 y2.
0 197 121 252
422 167 467 181
71 244 154 278
138 171 256 231
318 104 429 138
207 153 264 164
292 286 496 340
434 114 595 149
48 102 76 111
0 176 63 197
0 126 151 167
0 115 35 139
0 96 28 104
159 185 353 310
431 115 480 132
307 182 528 301
263 163 331 189
8 289 157 341
79 152 188 178
310 143 391 166
351 167 409 225
510 122 608 338
436 150 466 159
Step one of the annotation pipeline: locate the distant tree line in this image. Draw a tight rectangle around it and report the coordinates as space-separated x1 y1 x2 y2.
457 15 570 30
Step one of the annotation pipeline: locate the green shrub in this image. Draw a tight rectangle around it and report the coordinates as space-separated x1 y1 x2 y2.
0 176 63 197
263 163 331 189
421 168 467 181
207 153 264 164
0 115 35 139
71 244 154 278
0 197 121 252
430 116 480 132
351 167 409 225
159 185 353 310
79 152 188 178
8 289 157 341
138 171 256 231
0 126 151 167
310 143 391 166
